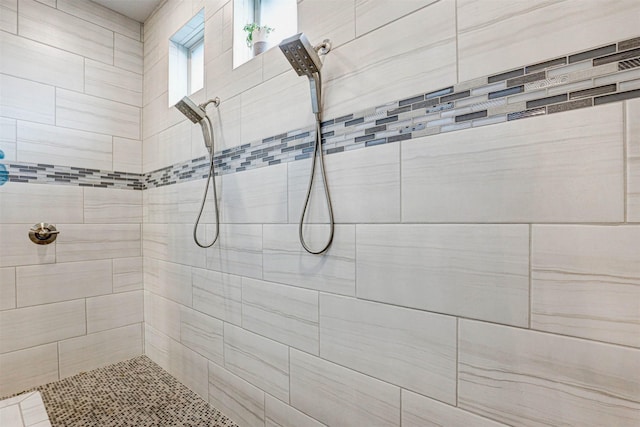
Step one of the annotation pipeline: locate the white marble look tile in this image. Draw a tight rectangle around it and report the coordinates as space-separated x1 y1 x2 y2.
115 33 143 74
113 137 142 173
290 349 400 427
143 55 168 109
20 391 50 426
142 91 184 140
357 224 530 326
56 89 140 140
180 306 224 365
288 144 400 223
144 223 206 267
143 258 192 306
0 299 85 353
322 0 456 119
242 277 319 354
144 178 218 224
206 224 263 279
628 99 640 222
84 187 142 224
459 320 640 426
402 389 506 427
145 325 210 399
355 0 437 36
208 361 265 427
458 0 640 81
0 224 55 268
402 104 624 223
263 224 356 296
0 182 83 224
17 259 112 307
19 0 114 64
57 0 140 40
0 405 22 426
0 117 16 161
59 324 142 379
144 291 181 341
113 257 142 292
299 0 355 50
0 344 58 397
224 324 290 402
87 290 143 333
17 120 113 170
532 225 640 347
220 163 287 223
0 267 15 311
205 49 263 105
0 0 17 33
56 224 141 262
320 294 457 404
0 30 83 91
192 268 242 325
85 59 143 107
265 394 324 427
0 74 55 124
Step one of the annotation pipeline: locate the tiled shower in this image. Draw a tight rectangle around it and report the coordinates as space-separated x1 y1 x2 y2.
1 0 639 426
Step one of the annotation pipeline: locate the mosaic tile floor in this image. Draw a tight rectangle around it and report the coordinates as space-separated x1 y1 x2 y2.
8 356 238 427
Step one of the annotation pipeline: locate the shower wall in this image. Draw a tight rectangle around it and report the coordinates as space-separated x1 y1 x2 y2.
143 0 640 426
0 0 144 396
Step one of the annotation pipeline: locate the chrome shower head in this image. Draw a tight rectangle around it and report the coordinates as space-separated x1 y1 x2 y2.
279 33 323 77
174 96 207 123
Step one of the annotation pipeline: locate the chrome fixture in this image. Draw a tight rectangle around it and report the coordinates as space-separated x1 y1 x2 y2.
279 33 334 254
28 223 59 245
174 96 221 248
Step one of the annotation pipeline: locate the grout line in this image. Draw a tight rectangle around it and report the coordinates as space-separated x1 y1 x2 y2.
455 0 460 85
528 223 533 329
455 317 459 406
623 101 628 223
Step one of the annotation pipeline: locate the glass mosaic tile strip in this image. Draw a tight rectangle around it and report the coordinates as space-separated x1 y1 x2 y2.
2 36 639 191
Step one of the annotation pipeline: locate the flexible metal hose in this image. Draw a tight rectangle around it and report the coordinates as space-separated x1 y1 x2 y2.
193 115 220 248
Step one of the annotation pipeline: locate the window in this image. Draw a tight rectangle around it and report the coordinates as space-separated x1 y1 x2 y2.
169 10 205 107
233 0 297 68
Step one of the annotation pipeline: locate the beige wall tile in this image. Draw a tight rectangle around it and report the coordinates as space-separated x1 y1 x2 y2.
402 104 624 223
459 320 640 426
355 0 437 36
87 290 143 333
208 361 265 427
290 349 400 427
56 224 141 262
0 344 58 397
0 0 17 33
224 324 290 402
192 268 242 325
320 294 457 404
0 182 83 224
59 324 143 378
206 49 263 103
0 267 15 311
265 394 324 427
180 306 224 365
143 258 192 306
84 187 143 224
532 225 640 347
17 259 112 307
113 137 142 173
114 33 143 75
206 224 263 279
299 0 355 49
144 223 206 268
144 291 181 341
85 59 143 107
113 257 143 292
57 0 140 40
0 224 55 268
0 299 85 353
0 74 55 124
628 99 640 221
0 117 16 161
143 178 218 224
357 224 530 326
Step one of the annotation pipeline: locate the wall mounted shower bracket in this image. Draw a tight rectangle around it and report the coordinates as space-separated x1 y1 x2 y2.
28 223 59 245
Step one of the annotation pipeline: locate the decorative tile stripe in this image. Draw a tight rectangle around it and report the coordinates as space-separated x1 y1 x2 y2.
2 36 639 191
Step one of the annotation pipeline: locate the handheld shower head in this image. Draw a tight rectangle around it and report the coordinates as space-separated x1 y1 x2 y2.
279 33 323 77
175 96 207 123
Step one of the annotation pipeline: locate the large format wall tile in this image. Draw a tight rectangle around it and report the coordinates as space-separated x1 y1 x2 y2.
290 349 400 427
355 0 437 36
16 121 112 170
263 224 356 296
0 344 58 397
143 258 192 306
320 294 457 404
16 259 112 307
0 267 15 310
180 306 224 365
57 0 140 41
265 394 324 427
0 0 17 33
459 320 640 426
19 0 114 64
629 99 640 222
288 143 400 223
113 137 142 173
458 0 640 81
356 224 530 326
144 292 181 341
402 104 624 223
0 300 85 353
402 389 507 427
59 324 142 379
223 324 290 402
84 187 143 224
144 178 218 224
87 290 143 333
0 74 55 124
0 31 84 91
114 33 143 75
85 59 143 107
0 224 55 268
0 182 83 224
298 0 355 51
208 361 265 427
0 117 16 161
56 89 140 140
56 224 141 262
242 278 319 354
532 225 640 347
192 268 242 325
144 223 206 268
206 224 263 279
113 257 143 292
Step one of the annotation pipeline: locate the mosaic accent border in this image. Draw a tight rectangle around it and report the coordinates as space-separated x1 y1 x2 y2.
2 36 639 190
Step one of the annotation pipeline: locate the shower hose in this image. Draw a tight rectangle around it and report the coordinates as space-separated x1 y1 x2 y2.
193 114 220 248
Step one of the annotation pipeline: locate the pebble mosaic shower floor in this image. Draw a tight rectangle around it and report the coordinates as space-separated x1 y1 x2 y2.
2 356 239 427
